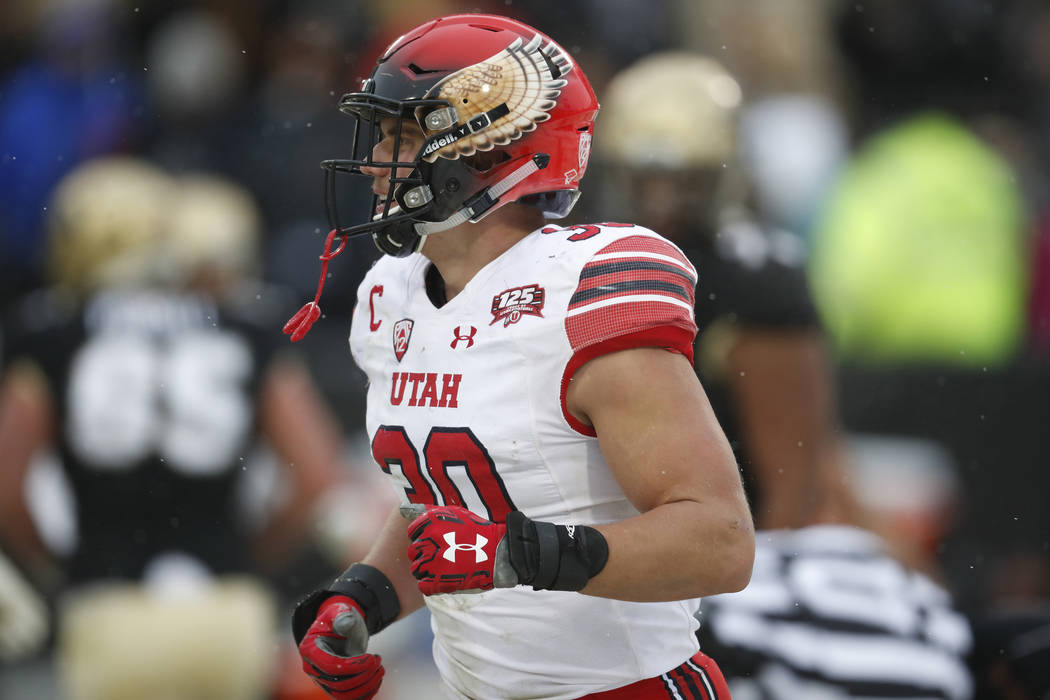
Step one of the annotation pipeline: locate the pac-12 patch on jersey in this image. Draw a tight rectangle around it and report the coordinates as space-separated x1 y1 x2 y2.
393 318 413 361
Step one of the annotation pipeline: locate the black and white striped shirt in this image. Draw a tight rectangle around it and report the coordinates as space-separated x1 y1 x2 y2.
698 526 973 700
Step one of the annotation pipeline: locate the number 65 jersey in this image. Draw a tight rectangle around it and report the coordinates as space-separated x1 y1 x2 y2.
349 223 702 699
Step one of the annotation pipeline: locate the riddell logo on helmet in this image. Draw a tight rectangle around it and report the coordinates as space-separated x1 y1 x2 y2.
423 132 463 156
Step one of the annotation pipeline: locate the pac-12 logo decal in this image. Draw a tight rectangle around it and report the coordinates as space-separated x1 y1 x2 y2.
491 284 545 327
393 319 414 362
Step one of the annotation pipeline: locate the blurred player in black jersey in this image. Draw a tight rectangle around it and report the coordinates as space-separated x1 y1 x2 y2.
599 52 975 699
0 157 372 700
597 51 840 532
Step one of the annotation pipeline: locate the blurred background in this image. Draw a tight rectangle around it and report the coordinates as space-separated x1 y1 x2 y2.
1 0 1049 698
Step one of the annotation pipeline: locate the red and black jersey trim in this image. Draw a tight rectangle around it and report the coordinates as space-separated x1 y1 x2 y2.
662 657 720 699
570 255 697 312
578 259 696 283
577 651 729 699
561 233 699 435
570 279 692 306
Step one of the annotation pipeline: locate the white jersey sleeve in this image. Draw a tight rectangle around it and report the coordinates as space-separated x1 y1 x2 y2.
348 223 703 700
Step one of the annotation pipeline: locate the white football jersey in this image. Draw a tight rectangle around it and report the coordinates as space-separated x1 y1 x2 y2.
349 222 702 699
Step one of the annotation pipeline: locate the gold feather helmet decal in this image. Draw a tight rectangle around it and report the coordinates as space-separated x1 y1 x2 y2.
418 34 572 162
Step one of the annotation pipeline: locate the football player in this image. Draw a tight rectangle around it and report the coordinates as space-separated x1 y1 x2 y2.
287 13 755 700
597 51 845 532
598 52 975 699
0 157 359 700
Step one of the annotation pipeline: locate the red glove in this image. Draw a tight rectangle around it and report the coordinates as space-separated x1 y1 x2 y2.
405 504 513 595
298 595 383 699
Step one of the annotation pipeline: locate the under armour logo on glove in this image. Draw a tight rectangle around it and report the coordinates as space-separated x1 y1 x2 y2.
443 532 489 563
403 504 515 595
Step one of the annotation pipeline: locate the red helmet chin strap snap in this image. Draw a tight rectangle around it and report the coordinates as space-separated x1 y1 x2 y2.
283 229 348 342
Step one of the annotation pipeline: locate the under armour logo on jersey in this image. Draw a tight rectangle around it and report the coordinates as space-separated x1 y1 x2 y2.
442 532 488 563
451 325 477 349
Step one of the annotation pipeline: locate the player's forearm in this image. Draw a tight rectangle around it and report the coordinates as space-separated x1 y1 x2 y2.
361 505 425 621
0 367 58 586
727 330 838 529
584 498 754 602
250 499 318 570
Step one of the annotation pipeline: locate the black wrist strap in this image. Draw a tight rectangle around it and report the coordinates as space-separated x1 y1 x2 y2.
291 563 401 645
505 511 609 591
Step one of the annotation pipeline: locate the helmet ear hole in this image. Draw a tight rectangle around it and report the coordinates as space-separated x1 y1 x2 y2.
465 150 511 174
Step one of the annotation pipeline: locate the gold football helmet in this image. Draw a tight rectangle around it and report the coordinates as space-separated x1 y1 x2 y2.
598 52 744 239
599 51 742 170
47 157 175 296
165 173 262 290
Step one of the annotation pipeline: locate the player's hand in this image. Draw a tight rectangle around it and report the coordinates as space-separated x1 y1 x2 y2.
298 595 383 700
0 551 48 661
403 504 517 595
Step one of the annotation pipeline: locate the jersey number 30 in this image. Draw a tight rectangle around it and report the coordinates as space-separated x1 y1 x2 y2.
371 426 517 522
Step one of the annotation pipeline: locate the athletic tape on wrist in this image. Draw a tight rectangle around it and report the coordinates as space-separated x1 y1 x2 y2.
506 511 609 591
329 563 401 635
291 562 401 644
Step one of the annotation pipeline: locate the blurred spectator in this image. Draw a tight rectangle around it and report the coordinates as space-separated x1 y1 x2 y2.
209 3 383 433
1030 216 1050 355
970 607 1050 700
674 0 848 101
832 0 1016 141
967 515 1050 698
0 0 145 304
0 157 380 700
808 112 1028 368
143 7 248 174
595 50 845 530
845 434 964 578
736 95 849 240
227 3 375 310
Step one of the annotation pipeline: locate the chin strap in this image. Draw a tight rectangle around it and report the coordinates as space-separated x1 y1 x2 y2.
283 229 348 342
413 154 550 236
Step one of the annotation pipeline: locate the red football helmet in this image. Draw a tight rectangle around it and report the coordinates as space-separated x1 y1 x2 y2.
322 13 599 257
